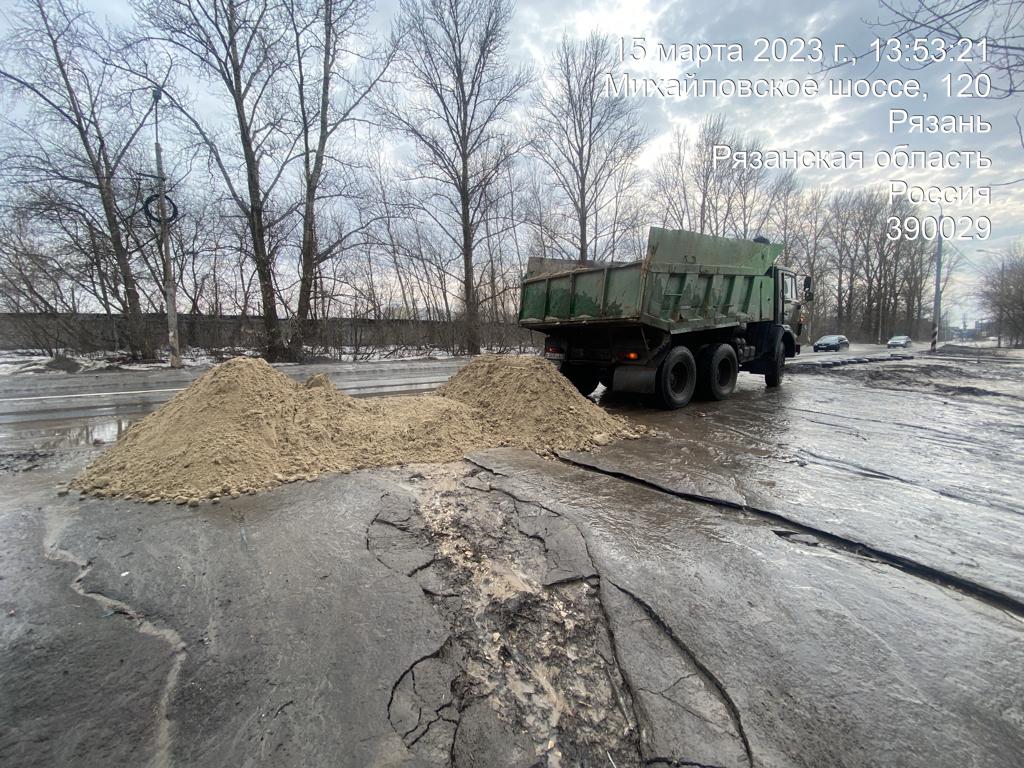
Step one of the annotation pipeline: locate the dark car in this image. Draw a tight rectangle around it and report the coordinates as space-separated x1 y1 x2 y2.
887 335 912 348
813 334 849 352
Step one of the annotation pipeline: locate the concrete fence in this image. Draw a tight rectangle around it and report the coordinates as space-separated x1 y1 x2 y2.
0 312 541 356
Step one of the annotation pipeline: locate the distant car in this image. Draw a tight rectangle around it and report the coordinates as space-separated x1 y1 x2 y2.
813 335 850 352
887 335 912 348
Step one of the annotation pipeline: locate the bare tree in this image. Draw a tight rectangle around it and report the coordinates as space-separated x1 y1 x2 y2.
777 185 830 338
650 128 692 231
687 114 734 236
727 138 789 240
376 0 530 354
824 189 861 331
283 0 398 358
651 114 788 242
0 0 156 358
530 31 646 263
978 241 1024 346
134 0 299 359
872 0 1024 158
873 0 1023 98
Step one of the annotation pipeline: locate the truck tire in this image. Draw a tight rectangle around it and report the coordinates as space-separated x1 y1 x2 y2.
699 343 738 400
765 341 785 388
655 346 697 409
561 365 599 397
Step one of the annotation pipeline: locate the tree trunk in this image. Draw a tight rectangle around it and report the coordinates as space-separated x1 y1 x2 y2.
227 34 286 362
289 189 317 361
250 210 285 360
836 268 845 329
578 207 588 263
578 185 588 262
460 185 480 355
98 180 151 360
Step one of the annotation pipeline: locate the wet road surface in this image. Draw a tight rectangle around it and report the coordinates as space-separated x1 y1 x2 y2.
572 357 1024 607
471 448 1024 768
2 348 1022 766
2 468 446 767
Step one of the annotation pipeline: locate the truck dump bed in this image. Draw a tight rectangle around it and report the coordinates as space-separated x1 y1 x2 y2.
519 227 784 334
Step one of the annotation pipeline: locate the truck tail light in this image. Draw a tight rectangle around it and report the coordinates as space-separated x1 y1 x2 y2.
624 351 639 361
545 344 563 355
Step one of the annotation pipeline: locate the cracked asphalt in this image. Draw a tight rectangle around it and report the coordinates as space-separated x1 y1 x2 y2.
1 349 1023 766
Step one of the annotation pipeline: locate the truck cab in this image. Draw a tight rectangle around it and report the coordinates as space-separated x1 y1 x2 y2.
775 267 810 354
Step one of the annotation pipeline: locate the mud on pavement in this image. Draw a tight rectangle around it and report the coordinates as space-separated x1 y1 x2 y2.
791 352 1024 401
4 450 753 768
368 463 644 767
366 460 755 768
4 457 734 768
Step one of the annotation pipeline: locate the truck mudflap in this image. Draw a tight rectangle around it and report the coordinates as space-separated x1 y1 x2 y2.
612 365 657 395
742 324 788 375
761 324 798 358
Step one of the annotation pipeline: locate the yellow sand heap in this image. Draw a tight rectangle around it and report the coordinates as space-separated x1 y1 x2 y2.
71 355 633 504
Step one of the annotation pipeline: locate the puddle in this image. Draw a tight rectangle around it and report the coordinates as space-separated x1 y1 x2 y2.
0 415 148 451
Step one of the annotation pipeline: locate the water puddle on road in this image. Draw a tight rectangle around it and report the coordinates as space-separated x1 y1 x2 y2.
0 416 144 451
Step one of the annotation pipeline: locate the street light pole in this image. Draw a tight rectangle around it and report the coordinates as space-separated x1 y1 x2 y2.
153 88 182 369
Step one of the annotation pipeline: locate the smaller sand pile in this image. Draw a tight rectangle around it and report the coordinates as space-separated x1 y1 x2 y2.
72 355 635 504
438 355 630 451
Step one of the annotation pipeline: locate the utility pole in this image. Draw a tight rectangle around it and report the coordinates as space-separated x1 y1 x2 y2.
931 211 942 353
153 88 181 368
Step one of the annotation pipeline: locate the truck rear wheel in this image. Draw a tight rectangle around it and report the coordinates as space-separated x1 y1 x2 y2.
699 343 738 400
561 364 599 397
655 346 697 409
765 341 785 388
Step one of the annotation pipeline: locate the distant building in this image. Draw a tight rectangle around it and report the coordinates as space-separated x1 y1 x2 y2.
975 318 998 337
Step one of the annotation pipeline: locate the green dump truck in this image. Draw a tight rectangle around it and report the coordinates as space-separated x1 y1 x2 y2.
518 226 812 409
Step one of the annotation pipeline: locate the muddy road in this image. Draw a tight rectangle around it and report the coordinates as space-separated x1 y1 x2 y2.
2 350 1022 766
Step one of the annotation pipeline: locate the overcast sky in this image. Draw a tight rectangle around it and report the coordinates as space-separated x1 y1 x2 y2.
9 0 1024 323
513 0 1021 284
424 0 1021 323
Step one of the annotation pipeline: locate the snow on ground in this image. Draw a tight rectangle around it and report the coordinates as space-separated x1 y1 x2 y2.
0 352 52 376
0 344 532 374
0 349 217 375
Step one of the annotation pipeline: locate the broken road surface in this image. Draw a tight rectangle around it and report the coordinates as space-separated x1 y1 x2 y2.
2 351 1023 766
471 448 1024 768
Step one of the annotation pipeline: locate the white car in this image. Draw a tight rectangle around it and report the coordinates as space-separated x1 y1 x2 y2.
887 335 912 348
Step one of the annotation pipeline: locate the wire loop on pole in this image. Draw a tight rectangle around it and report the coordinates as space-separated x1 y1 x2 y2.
143 193 179 224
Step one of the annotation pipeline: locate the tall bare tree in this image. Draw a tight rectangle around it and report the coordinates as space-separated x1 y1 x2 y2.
376 0 529 354
0 0 155 358
283 0 397 358
687 114 734 237
134 0 299 359
727 138 789 240
530 32 645 263
650 128 692 231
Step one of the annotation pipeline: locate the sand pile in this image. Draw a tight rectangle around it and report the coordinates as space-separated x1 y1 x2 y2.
72 355 633 504
437 355 627 452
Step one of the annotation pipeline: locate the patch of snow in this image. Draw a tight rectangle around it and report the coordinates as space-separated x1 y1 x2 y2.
0 342 540 374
